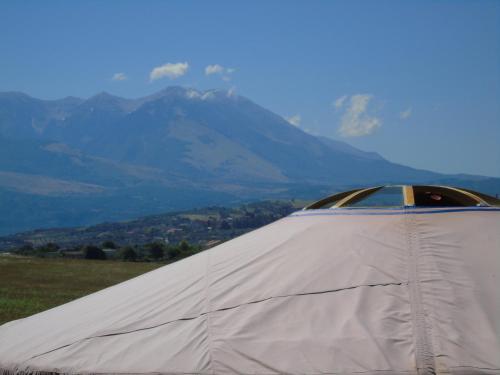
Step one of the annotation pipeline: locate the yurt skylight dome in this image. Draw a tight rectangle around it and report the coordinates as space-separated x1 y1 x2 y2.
304 185 500 209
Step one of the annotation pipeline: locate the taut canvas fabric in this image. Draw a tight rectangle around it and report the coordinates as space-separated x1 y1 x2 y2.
0 207 499 375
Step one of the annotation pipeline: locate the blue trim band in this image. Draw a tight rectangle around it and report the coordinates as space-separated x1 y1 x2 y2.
290 207 500 217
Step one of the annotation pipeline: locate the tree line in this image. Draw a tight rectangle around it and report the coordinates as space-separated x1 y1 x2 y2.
12 239 203 263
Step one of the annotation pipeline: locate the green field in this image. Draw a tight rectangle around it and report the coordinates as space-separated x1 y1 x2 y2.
0 256 163 325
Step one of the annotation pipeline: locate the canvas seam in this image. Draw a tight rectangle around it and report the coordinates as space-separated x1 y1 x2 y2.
405 211 436 375
203 251 215 375
412 215 440 375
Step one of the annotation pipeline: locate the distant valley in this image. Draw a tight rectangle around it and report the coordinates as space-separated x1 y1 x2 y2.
0 200 302 251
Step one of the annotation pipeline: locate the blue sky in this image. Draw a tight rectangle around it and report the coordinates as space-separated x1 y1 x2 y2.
1 0 499 177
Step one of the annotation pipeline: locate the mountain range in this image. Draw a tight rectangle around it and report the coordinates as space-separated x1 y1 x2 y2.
0 87 498 235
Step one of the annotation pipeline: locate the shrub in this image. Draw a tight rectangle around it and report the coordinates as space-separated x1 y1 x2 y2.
84 246 107 260
146 242 165 260
101 240 117 249
121 246 137 262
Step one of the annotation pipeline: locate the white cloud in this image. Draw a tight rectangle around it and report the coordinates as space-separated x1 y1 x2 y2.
286 114 301 127
185 89 216 101
112 72 127 81
189 88 236 100
333 95 347 109
205 64 224 75
150 62 189 81
201 91 215 100
227 86 237 98
205 64 235 81
400 107 412 120
186 89 201 99
338 94 381 137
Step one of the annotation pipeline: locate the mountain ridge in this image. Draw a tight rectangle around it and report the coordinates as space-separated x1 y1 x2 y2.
0 87 498 234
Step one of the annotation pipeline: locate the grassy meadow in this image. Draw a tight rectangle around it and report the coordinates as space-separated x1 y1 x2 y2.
0 256 163 325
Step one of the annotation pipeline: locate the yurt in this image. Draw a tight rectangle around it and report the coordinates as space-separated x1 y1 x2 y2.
1 185 499 375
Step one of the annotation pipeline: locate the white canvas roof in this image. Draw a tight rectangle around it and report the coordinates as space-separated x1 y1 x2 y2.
0 186 499 375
